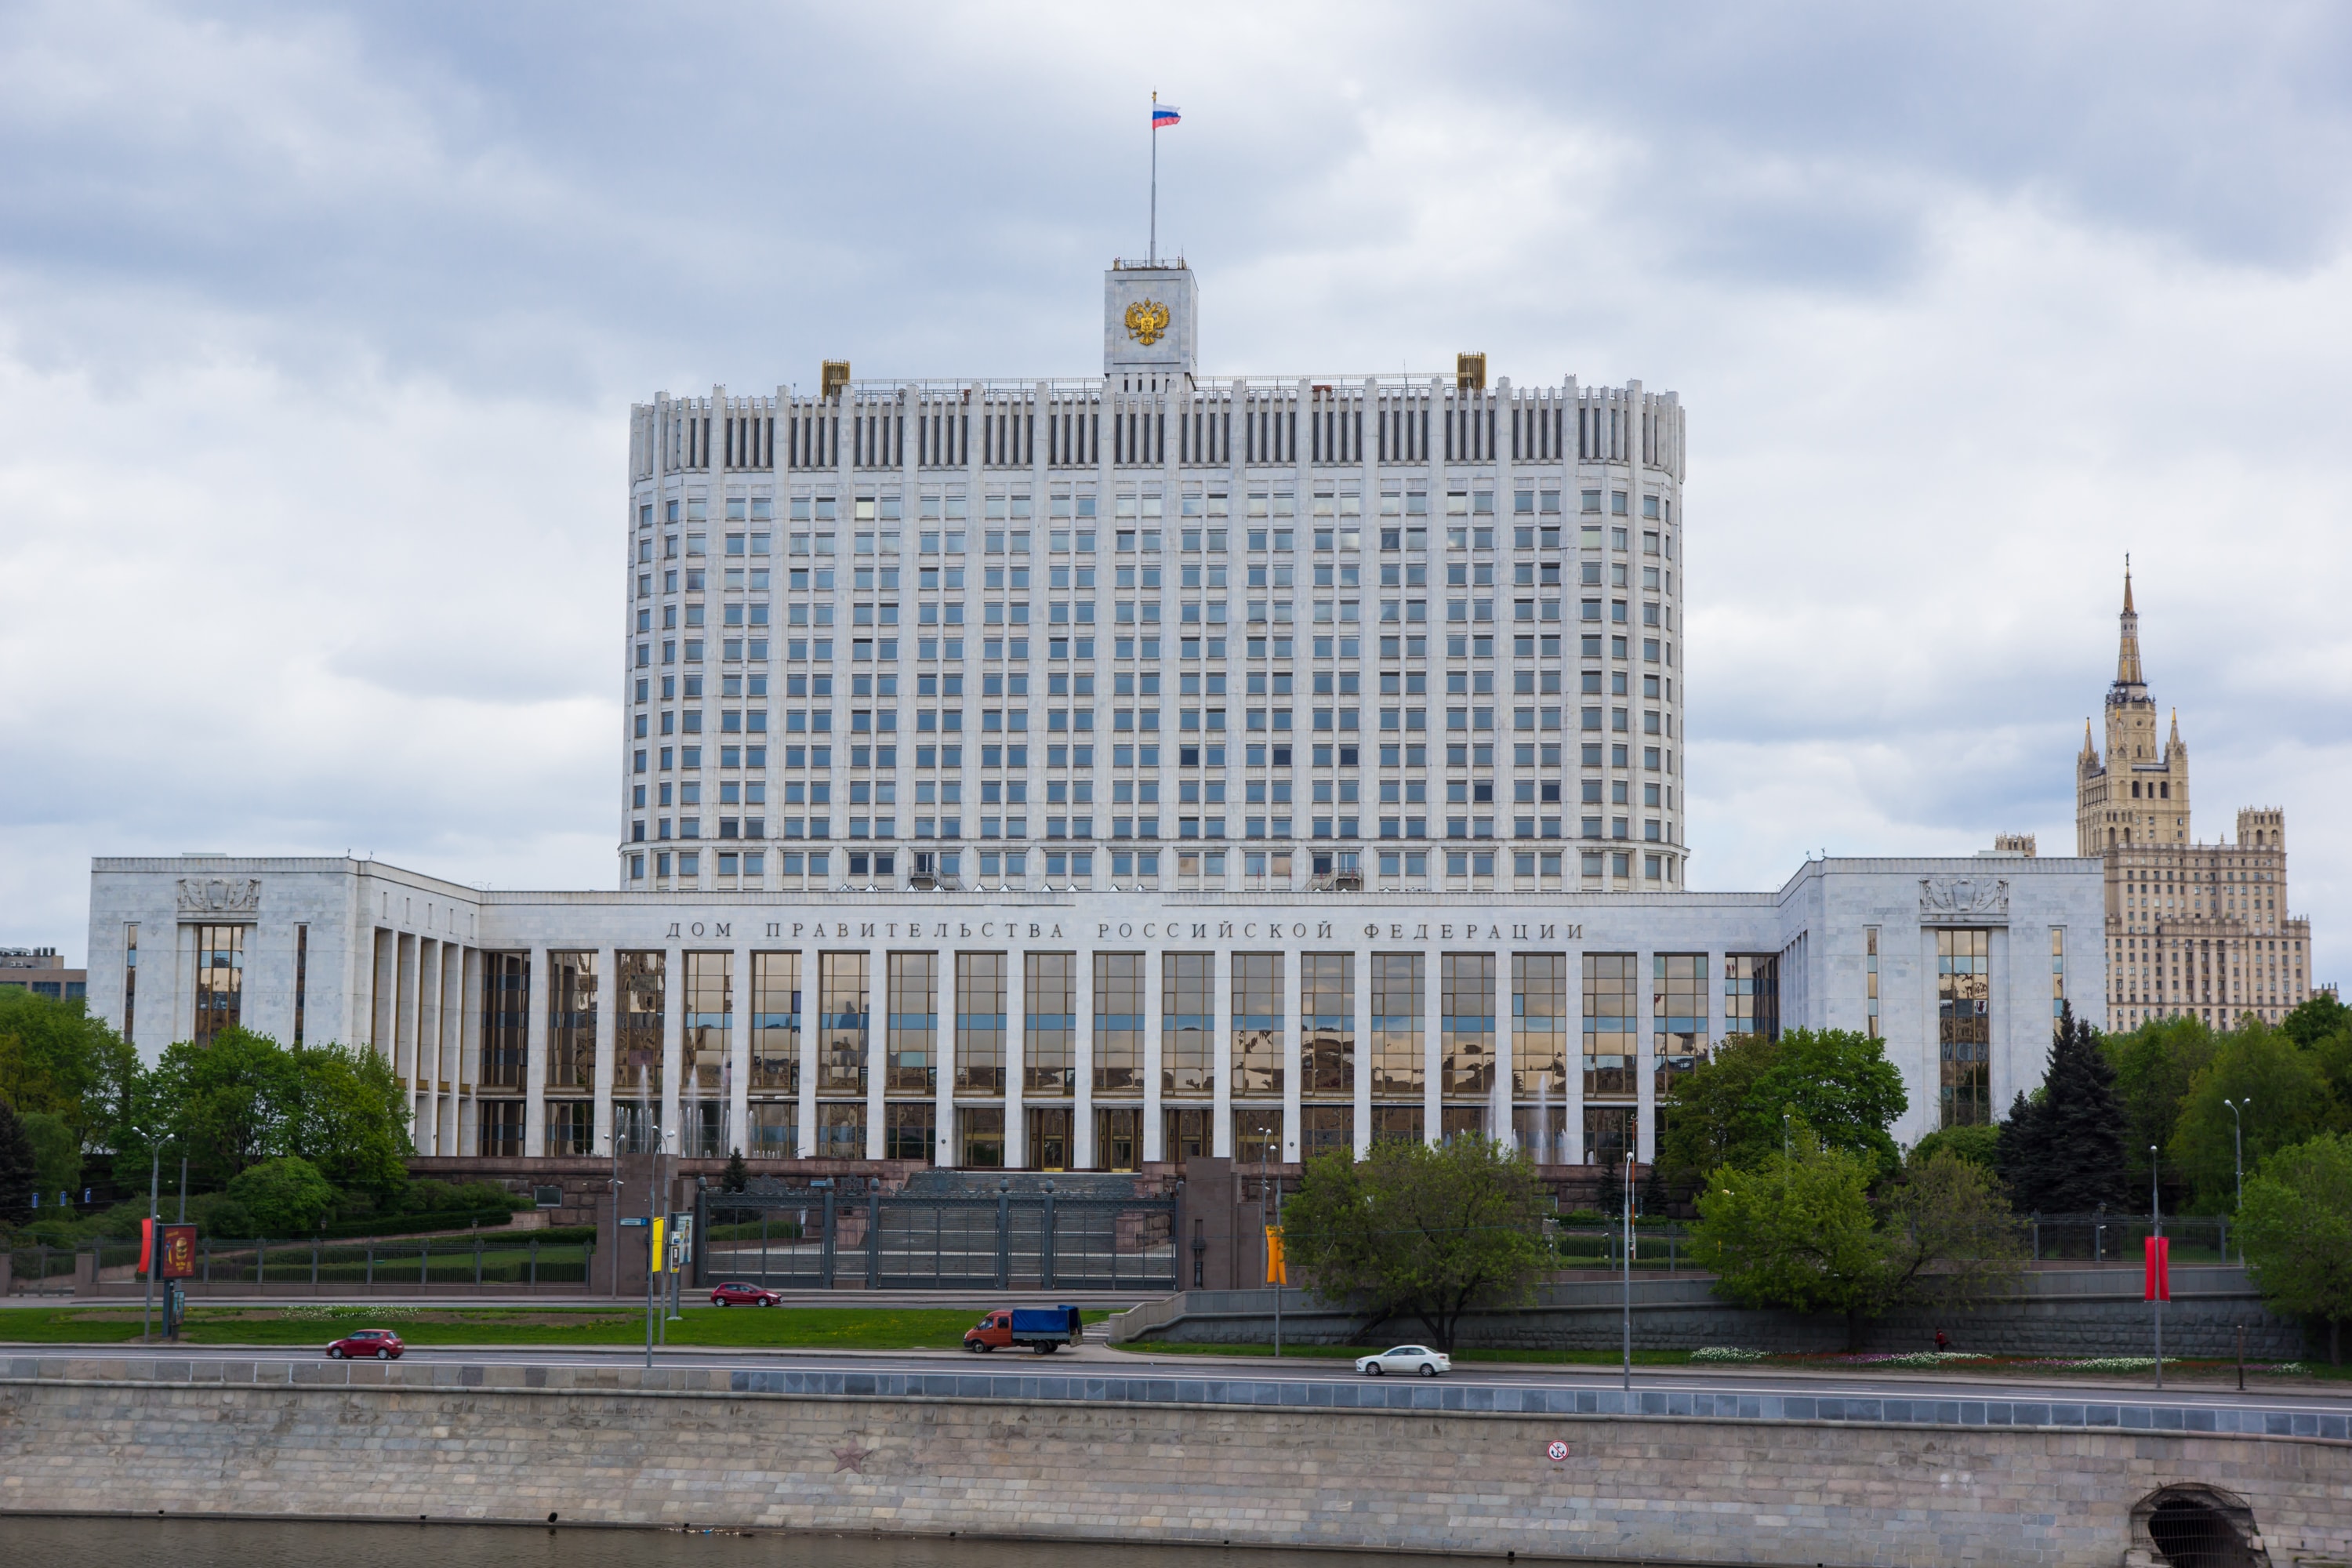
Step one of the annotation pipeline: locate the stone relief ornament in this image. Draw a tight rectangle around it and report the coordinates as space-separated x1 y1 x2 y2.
176 877 261 915
1124 298 1171 346
1918 876 2009 920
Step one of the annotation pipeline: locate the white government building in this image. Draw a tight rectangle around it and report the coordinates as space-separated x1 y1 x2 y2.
84 262 2103 1171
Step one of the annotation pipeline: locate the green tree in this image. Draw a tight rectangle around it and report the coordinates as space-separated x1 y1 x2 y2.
1909 1122 2000 1170
1281 1134 1551 1350
723 1149 749 1192
1657 1029 1907 1185
2236 1133 2352 1365
2170 1022 2337 1211
1689 1131 1888 1348
285 1042 412 1197
0 1098 35 1229
19 1111 81 1200
0 988 138 1153
117 1030 412 1195
1690 1133 2025 1350
2106 1015 2218 1187
223 1155 337 1237
1998 1004 2129 1214
2280 993 2351 1051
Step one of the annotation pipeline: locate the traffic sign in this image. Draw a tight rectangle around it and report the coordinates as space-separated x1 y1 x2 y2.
619 1216 650 1228
1546 1441 1570 1463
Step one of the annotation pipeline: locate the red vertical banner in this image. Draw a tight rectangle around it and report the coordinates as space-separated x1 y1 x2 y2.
2143 1236 2171 1301
139 1218 155 1274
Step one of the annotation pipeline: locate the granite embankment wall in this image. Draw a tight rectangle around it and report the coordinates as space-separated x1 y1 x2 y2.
1118 1265 2307 1359
3 1357 2349 1567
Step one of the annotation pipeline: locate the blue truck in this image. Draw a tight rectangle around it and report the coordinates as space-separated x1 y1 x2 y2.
964 1304 1082 1354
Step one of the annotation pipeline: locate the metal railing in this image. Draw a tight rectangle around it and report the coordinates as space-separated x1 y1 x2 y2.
8 1234 594 1295
698 1185 1178 1292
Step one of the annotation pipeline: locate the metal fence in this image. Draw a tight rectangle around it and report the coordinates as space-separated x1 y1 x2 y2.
699 1185 1178 1291
7 1234 593 1294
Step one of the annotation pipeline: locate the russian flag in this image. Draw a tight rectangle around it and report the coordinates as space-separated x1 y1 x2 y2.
1152 103 1181 129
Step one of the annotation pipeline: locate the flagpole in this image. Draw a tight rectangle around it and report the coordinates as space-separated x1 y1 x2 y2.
1149 90 1158 266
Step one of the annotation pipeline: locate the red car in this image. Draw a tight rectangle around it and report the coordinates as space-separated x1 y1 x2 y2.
709 1281 783 1307
326 1329 404 1359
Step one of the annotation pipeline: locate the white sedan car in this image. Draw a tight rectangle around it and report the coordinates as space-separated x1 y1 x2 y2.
1355 1345 1451 1377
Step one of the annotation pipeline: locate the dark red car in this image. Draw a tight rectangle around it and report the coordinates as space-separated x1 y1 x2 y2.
709 1281 783 1307
325 1329 404 1359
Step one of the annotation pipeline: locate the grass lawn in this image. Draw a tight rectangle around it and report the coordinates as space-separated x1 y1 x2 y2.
0 1305 1107 1352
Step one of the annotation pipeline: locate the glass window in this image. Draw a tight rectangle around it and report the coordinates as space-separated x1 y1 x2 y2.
752 953 800 1093
1939 928 1991 1127
1162 953 1214 1096
480 952 528 1091
1093 953 1145 1094
956 952 1007 1094
546 951 597 1091
1025 952 1076 1097
1371 953 1424 1097
887 952 937 1093
1231 953 1283 1098
1653 953 1707 1098
818 952 869 1094
615 951 666 1109
818 1102 866 1158
1512 953 1567 1098
192 924 245 1047
1724 954 1779 1040
1441 953 1495 1098
960 1105 1005 1167
1582 953 1636 1101
1301 953 1353 1096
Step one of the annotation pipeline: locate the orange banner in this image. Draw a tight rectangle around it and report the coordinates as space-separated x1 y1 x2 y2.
1264 1226 1287 1286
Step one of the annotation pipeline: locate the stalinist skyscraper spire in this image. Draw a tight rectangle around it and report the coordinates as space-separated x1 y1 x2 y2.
2072 567 2314 1033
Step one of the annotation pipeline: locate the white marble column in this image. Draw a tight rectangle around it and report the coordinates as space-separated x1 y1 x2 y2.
1490 946 1512 1148
1074 949 1097 1168
1210 947 1233 1156
797 944 820 1160
524 943 550 1156
1421 947 1443 1146
660 942 684 1156
591 946 617 1156
934 945 957 1167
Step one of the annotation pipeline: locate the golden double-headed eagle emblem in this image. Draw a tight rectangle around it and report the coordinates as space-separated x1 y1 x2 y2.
1124 298 1171 347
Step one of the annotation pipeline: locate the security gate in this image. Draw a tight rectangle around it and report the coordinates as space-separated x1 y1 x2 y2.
695 1178 1177 1291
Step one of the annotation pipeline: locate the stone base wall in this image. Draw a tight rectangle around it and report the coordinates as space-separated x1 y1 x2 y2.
1129 1266 2308 1360
2 1363 2348 1567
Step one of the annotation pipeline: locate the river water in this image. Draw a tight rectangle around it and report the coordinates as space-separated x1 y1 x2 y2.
0 1516 1512 1568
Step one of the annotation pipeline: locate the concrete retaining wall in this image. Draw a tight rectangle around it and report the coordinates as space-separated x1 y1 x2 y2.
2 1357 2348 1566
1121 1265 2307 1359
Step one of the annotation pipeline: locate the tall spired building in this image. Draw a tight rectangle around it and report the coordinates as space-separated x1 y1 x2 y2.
2074 572 2314 1031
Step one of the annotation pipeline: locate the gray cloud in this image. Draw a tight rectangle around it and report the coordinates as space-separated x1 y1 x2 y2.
2 0 2348 993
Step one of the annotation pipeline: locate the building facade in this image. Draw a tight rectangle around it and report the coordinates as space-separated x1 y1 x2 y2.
617 262 1692 903
2074 574 2315 1031
0 946 85 1001
87 853 2100 1167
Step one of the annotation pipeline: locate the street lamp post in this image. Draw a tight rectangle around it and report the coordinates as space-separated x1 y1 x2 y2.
1621 1149 1635 1393
2222 1098 2250 1243
141 1135 160 1343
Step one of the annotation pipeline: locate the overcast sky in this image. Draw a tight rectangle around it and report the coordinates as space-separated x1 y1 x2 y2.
4 2 2350 987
